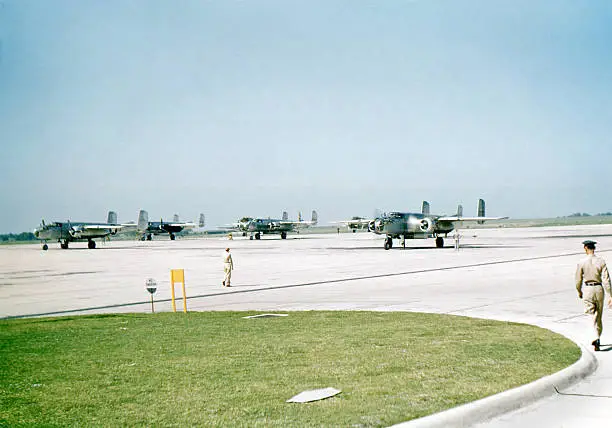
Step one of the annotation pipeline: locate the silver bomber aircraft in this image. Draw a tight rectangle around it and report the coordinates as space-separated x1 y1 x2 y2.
33 211 125 250
137 210 205 241
353 199 507 250
231 210 318 240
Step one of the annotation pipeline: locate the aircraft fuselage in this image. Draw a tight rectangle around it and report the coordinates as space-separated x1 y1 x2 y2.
146 222 186 235
370 212 455 238
246 218 294 234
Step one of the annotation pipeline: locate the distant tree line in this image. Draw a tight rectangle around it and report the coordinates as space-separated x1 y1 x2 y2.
0 232 36 242
566 212 612 217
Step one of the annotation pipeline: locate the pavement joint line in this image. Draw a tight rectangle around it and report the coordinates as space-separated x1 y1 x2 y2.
445 290 570 315
0 250 598 320
554 313 590 322
553 386 612 399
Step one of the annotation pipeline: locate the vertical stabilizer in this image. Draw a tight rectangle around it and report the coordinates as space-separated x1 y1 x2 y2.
138 210 149 231
311 210 318 225
199 213 205 228
298 212 303 222
477 199 485 224
422 201 430 216
107 211 117 225
283 211 289 221
456 204 463 217
173 214 179 222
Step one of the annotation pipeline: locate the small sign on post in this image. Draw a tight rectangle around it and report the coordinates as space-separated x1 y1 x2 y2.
145 278 157 313
170 269 188 313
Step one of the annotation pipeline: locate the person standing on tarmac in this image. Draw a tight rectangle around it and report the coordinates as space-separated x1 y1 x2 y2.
223 247 234 287
575 240 612 351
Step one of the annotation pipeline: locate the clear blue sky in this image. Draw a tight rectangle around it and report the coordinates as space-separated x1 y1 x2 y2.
1 0 611 233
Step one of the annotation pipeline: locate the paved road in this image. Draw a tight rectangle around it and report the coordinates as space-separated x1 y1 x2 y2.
2 225 612 426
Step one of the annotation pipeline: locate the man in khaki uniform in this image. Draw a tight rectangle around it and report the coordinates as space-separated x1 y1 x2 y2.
575 240 612 351
223 247 234 287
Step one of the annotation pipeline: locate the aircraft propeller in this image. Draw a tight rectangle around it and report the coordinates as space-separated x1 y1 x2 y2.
419 218 434 232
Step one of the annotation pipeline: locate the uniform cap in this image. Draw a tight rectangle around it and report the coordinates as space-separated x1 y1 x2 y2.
582 240 597 246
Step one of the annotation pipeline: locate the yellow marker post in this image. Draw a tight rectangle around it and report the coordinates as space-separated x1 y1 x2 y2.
170 269 187 313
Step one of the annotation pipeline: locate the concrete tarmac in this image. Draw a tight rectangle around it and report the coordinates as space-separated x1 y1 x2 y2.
2 225 612 426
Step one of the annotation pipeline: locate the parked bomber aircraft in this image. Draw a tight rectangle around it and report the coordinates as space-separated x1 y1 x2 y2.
340 199 507 250
230 210 318 240
332 216 370 232
33 211 125 250
137 210 205 240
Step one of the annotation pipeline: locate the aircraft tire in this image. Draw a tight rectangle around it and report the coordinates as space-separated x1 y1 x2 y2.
170 234 176 241
436 237 444 248
249 235 253 240
88 240 96 249
384 237 393 250
255 233 261 240
147 234 152 241
281 232 287 239
61 241 69 250
42 244 48 251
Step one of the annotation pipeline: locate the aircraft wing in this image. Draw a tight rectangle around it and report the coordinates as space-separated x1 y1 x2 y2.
168 222 196 228
331 218 371 226
280 220 316 228
82 224 124 230
437 216 509 222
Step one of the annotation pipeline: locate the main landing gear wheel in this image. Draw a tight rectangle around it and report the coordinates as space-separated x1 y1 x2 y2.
146 234 152 241
170 233 176 241
42 244 48 251
255 232 261 240
281 232 287 239
88 240 96 249
249 235 254 240
436 237 444 248
60 241 69 250
384 237 393 250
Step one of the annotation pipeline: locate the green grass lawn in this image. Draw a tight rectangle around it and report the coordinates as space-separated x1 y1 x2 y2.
0 311 579 427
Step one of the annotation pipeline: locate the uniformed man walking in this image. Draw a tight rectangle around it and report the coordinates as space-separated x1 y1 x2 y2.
575 240 612 351
223 247 234 287
453 229 461 251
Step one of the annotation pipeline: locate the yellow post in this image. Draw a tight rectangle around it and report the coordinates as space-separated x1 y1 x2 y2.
170 269 187 313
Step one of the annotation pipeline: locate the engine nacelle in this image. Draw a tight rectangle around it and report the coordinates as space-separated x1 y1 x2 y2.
419 217 435 233
69 226 83 238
